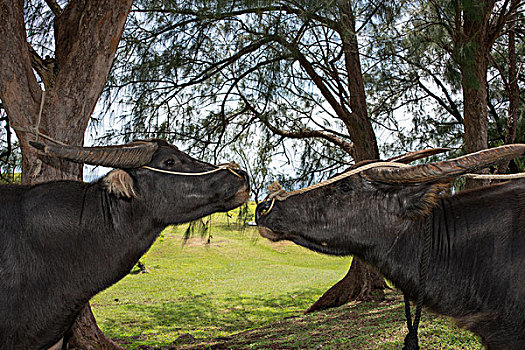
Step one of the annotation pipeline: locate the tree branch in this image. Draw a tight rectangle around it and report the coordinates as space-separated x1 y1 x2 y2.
27 43 56 90
45 0 63 16
242 96 355 157
394 52 463 124
487 0 513 45
417 78 463 124
133 3 340 31
0 0 42 132
268 34 351 121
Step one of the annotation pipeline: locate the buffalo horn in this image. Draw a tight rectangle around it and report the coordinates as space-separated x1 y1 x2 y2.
387 147 451 164
30 140 158 168
365 144 525 183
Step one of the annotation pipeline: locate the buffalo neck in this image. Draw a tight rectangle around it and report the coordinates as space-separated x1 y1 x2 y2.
78 181 164 295
366 182 523 321
27 180 164 307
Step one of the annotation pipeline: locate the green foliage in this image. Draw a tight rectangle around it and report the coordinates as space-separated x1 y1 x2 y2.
0 172 21 184
364 0 524 156
364 0 465 153
183 216 212 241
101 0 370 194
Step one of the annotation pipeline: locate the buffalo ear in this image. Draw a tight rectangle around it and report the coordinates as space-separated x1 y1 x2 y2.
102 170 137 199
398 181 451 219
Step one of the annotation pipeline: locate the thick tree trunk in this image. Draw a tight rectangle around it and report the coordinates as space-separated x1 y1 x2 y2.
459 1 493 189
0 0 132 348
306 258 385 313
307 1 386 313
68 305 125 350
462 60 489 156
462 51 490 189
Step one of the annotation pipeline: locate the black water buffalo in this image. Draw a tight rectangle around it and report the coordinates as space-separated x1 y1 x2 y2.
0 139 250 350
256 145 525 350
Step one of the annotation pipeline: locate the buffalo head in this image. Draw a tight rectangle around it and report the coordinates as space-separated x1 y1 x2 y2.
255 145 525 257
31 139 250 224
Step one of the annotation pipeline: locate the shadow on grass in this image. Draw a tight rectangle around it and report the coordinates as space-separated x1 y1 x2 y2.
99 288 325 347
175 293 482 350
101 291 481 349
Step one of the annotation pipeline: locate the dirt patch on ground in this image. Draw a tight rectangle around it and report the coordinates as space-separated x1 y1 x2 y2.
266 240 295 253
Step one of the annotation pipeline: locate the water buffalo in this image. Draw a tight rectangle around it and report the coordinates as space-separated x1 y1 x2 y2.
0 139 250 350
256 145 525 350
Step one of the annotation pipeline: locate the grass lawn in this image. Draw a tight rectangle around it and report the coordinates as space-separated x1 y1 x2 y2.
91 205 481 349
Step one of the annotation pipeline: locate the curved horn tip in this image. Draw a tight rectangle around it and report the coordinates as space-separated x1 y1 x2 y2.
387 147 452 164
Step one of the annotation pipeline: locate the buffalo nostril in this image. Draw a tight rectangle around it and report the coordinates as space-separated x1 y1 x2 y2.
255 200 272 223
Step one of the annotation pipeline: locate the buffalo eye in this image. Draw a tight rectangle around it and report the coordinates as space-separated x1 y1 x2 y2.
339 181 352 193
164 159 175 167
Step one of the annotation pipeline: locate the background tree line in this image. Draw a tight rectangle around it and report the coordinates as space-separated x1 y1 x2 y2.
0 0 523 348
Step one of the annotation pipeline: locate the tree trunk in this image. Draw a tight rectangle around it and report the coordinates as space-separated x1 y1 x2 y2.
459 1 493 189
0 0 132 348
306 258 385 313
307 1 386 313
462 55 489 156
67 305 125 350
461 50 490 189
497 0 519 174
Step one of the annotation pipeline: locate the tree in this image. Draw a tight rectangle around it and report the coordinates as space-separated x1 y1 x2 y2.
0 0 132 348
365 0 523 158
427 0 521 187
105 0 392 308
496 0 524 173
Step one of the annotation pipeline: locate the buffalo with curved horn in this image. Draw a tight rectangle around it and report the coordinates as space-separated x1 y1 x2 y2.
0 139 250 350
256 145 525 350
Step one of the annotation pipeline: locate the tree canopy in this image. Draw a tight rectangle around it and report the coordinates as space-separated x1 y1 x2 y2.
94 0 524 191
2 0 523 185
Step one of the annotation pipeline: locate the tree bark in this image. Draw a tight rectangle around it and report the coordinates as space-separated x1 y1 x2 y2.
67 305 125 350
462 54 489 156
306 0 386 313
461 49 490 188
497 0 519 174
458 0 493 188
306 258 385 313
457 0 515 186
0 0 133 348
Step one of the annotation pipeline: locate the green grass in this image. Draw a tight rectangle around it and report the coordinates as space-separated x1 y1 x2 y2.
91 205 481 349
180 293 480 350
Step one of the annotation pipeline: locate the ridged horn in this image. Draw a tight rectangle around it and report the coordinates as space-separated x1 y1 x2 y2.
387 147 451 164
30 140 158 168
365 144 525 183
